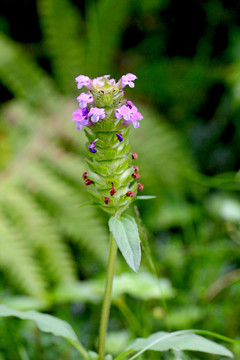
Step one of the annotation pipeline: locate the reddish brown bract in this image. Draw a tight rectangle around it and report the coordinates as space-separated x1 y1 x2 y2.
82 171 88 180
103 196 110 204
137 183 144 192
85 179 93 186
132 172 140 180
127 191 135 197
132 152 138 160
109 184 117 196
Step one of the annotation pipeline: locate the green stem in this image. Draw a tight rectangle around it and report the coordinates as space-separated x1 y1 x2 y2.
70 340 89 360
98 233 118 360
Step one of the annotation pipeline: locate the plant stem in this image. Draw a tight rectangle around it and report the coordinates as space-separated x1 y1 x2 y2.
98 233 118 360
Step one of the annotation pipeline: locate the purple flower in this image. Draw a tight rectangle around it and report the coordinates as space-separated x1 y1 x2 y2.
75 75 91 89
75 122 83 131
129 111 143 128
126 101 133 109
116 133 123 142
72 108 90 130
81 107 90 117
88 138 99 153
77 92 93 108
88 107 105 123
115 106 132 120
120 73 137 88
115 102 143 128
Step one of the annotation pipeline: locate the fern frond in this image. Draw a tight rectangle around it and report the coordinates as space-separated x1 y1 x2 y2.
0 187 77 285
131 105 196 192
0 92 195 298
0 213 47 298
38 0 86 93
0 34 58 110
14 160 109 264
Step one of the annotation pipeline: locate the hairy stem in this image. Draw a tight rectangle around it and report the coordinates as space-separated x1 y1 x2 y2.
98 232 118 360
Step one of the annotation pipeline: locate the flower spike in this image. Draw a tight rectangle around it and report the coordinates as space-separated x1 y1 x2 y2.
72 74 144 215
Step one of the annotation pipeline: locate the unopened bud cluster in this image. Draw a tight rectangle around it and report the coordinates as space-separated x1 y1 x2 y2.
72 74 144 216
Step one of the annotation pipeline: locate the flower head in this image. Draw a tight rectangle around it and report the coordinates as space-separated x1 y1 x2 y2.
88 107 105 123
120 73 137 88
77 92 93 108
72 73 145 216
75 75 91 89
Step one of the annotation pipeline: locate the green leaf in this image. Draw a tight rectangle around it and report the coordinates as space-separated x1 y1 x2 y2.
136 196 156 200
126 331 233 359
111 272 174 300
109 216 141 272
0 304 88 359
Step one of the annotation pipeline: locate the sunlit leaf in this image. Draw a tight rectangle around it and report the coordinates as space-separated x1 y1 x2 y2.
109 216 141 272
0 305 88 358
126 331 233 359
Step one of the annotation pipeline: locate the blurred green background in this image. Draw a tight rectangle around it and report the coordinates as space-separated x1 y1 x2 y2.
0 0 240 359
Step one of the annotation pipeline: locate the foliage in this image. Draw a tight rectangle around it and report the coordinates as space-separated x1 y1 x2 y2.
0 304 87 357
0 0 240 359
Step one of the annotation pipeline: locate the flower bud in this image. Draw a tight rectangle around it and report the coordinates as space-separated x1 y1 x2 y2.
85 179 94 186
109 184 117 196
132 172 140 180
137 183 144 192
82 172 88 180
103 196 110 204
127 191 135 197
132 152 138 160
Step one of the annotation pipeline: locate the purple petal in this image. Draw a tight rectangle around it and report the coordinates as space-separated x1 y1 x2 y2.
75 75 91 89
88 138 99 152
116 133 124 142
92 138 99 146
91 114 99 123
132 120 140 128
120 73 137 88
75 122 83 130
88 147 97 153
82 107 89 116
125 73 137 80
77 93 93 108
